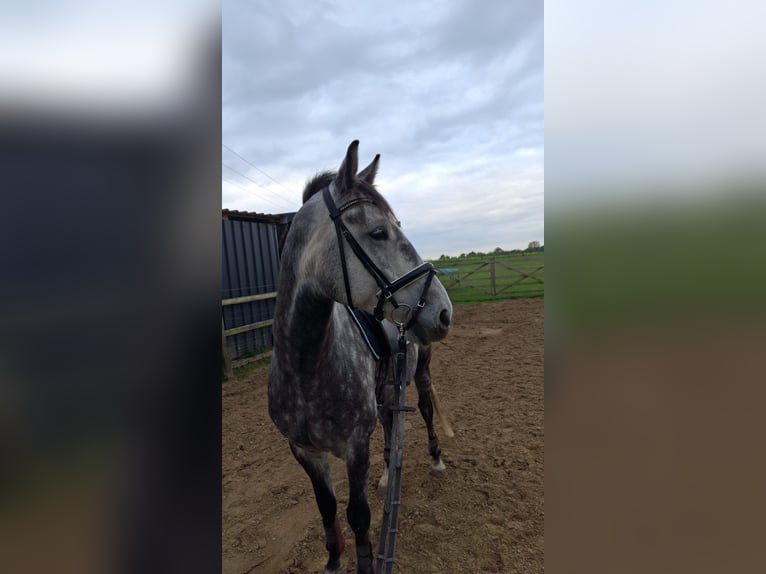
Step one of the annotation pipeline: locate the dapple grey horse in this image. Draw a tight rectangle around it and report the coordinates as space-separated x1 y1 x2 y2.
268 141 452 574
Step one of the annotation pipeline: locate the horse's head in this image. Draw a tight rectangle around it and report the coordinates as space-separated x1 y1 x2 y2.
300 140 452 345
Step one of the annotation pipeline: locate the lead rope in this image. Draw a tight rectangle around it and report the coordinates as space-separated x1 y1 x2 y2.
376 325 416 573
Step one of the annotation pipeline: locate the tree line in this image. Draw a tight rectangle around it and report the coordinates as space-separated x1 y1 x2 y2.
437 241 544 260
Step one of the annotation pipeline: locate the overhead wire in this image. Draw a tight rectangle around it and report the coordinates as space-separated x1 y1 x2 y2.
221 176 289 211
222 143 296 195
222 162 296 209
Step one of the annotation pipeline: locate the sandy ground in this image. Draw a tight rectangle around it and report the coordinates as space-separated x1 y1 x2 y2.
223 298 544 573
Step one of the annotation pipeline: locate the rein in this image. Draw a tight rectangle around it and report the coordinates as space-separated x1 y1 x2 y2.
376 325 415 574
321 184 434 573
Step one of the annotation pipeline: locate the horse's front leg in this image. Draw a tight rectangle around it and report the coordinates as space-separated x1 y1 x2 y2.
414 345 446 476
346 433 375 574
289 443 345 574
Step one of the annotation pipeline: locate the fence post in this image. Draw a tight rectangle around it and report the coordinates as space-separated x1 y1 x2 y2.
222 317 233 381
489 260 496 296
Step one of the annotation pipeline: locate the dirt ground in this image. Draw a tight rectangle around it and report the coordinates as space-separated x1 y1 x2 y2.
223 298 544 574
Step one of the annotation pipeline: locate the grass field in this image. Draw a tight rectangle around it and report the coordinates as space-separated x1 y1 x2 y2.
428 252 544 303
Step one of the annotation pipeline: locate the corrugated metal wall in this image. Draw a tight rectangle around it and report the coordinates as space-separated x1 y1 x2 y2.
222 218 281 360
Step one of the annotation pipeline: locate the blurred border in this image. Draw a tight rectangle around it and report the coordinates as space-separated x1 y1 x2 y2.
546 1 766 572
1 5 222 574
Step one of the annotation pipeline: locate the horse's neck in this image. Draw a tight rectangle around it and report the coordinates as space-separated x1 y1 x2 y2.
274 278 336 374
273 216 339 374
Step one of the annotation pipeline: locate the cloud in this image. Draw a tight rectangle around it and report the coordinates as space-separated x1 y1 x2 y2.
223 0 544 256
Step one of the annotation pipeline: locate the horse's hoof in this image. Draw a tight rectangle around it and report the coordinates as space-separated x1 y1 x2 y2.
356 542 375 573
430 459 447 477
324 561 344 574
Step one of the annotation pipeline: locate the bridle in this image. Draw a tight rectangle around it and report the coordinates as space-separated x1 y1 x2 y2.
322 185 436 331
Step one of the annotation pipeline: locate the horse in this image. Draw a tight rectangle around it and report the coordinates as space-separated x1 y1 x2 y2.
268 140 453 574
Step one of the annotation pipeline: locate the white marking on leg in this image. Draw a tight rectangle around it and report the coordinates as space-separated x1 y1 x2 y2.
430 458 447 476
377 465 388 491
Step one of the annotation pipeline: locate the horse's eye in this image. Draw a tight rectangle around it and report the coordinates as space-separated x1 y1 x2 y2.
369 226 388 241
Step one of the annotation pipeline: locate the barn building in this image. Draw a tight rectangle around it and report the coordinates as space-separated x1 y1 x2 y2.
221 209 295 364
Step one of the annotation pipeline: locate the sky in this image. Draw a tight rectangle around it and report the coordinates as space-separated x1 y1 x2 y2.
222 0 543 260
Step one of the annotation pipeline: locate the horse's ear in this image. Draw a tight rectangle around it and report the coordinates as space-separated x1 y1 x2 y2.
358 154 380 185
335 140 359 193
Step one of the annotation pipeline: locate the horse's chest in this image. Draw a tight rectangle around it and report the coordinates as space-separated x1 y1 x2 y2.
269 362 378 451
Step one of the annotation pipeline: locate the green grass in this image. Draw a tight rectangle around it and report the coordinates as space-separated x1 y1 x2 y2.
231 356 271 379
224 346 272 382
429 252 544 303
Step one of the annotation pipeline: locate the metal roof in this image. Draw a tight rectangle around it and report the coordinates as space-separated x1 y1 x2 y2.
221 209 291 224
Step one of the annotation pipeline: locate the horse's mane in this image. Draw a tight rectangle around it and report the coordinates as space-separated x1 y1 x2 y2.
302 170 394 216
302 171 335 204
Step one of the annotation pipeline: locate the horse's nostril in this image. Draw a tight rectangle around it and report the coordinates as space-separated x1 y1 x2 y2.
439 309 451 328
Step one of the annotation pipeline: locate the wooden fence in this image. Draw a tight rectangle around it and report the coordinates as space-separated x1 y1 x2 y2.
438 257 544 300
221 291 276 379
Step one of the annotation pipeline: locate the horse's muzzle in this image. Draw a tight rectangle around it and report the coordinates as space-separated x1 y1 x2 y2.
411 306 451 344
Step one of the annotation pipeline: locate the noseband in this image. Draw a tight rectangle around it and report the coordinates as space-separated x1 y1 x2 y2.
322 186 436 330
